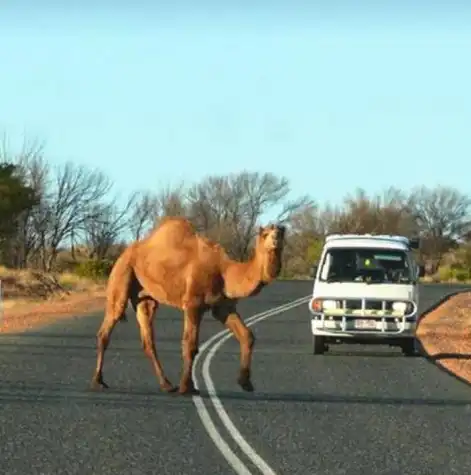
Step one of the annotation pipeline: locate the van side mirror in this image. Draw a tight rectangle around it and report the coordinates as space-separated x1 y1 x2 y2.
311 265 318 278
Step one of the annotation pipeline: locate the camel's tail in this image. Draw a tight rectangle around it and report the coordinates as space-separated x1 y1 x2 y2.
105 245 136 323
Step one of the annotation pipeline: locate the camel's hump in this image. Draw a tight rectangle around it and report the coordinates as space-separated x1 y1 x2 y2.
158 216 194 229
148 216 198 239
151 217 223 250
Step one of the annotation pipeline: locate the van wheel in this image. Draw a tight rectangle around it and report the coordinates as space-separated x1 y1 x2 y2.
312 335 326 355
400 339 417 356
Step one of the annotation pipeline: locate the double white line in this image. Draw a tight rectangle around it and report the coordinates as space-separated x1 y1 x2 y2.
191 295 311 475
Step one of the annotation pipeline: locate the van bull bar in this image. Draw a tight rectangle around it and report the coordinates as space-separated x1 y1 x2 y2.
309 297 417 335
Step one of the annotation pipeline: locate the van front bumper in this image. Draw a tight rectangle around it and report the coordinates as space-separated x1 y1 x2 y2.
310 313 417 338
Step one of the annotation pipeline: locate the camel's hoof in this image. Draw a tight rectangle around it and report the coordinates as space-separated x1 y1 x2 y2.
238 377 254 392
90 379 109 390
177 385 200 396
160 383 179 393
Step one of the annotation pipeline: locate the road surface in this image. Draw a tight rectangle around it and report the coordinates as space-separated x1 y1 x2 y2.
1 281 470 475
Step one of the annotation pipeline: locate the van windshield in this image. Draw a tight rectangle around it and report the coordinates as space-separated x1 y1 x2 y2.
319 247 414 284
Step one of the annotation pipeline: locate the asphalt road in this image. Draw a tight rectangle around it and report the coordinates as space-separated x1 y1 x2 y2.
1 282 471 475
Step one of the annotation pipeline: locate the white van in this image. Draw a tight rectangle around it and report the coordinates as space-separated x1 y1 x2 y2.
308 234 425 356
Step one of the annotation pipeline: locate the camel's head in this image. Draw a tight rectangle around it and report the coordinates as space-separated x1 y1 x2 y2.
256 223 286 281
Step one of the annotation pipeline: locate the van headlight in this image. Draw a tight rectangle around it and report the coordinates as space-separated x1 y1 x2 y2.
322 300 339 310
392 301 414 314
392 302 407 313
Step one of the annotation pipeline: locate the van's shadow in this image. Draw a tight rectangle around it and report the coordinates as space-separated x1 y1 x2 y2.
317 350 417 358
417 289 471 388
429 353 471 362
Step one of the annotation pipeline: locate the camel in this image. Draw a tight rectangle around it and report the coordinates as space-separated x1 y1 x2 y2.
90 216 286 395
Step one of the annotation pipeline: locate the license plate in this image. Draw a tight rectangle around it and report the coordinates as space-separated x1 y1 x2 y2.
354 319 377 329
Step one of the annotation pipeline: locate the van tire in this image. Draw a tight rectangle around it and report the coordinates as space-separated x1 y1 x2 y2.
312 335 326 355
400 338 417 356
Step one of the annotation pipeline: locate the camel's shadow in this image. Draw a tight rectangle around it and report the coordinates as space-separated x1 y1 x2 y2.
0 381 468 409
198 389 470 408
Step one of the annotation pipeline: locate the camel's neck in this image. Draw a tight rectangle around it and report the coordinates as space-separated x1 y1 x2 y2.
222 251 271 299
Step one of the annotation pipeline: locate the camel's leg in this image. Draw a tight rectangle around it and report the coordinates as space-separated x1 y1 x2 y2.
91 304 125 390
91 247 133 390
178 307 203 395
212 304 256 392
135 298 176 393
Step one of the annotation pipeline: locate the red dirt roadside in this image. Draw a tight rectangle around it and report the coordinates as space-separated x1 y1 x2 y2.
416 291 471 384
1 291 106 334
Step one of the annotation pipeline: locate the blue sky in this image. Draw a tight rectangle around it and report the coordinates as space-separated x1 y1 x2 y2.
1 1 470 218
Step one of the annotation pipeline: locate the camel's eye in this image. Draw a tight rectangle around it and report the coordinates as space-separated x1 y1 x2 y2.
258 227 269 238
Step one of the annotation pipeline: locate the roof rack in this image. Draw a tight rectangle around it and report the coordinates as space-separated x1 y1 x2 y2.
325 234 420 249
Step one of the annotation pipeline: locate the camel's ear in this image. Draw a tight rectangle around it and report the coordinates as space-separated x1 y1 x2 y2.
258 226 265 236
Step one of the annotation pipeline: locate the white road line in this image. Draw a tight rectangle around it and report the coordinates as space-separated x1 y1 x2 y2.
202 297 310 475
192 295 311 475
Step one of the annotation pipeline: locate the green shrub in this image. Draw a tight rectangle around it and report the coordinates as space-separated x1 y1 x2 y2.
437 265 454 282
455 244 471 269
453 268 470 282
435 263 471 283
74 258 113 281
306 238 324 264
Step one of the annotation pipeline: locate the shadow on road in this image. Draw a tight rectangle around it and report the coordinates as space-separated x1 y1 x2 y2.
417 288 471 389
317 350 419 358
0 339 183 356
0 332 97 339
429 352 471 361
0 340 425 360
204 390 471 407
0 382 469 409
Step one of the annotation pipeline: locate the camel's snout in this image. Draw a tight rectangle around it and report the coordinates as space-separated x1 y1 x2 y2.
267 233 282 250
259 223 286 250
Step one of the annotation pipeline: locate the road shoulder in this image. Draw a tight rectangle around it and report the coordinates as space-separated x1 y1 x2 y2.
417 290 471 386
1 291 105 334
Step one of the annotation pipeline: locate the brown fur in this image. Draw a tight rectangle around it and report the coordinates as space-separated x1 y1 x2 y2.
91 216 286 395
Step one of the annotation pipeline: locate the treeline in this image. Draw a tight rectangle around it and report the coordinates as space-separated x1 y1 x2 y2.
1 139 471 282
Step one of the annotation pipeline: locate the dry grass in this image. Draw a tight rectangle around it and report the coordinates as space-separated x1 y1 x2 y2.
417 291 471 383
420 275 471 285
0 266 106 334
0 265 104 299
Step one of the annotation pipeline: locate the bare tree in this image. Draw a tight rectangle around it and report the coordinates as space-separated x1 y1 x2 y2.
327 187 416 236
280 187 419 278
128 183 188 241
154 182 188 220
0 133 46 165
281 202 325 276
187 171 308 259
128 191 160 241
408 185 471 271
38 161 113 270
186 175 240 242
274 194 314 224
83 192 138 260
377 186 419 236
